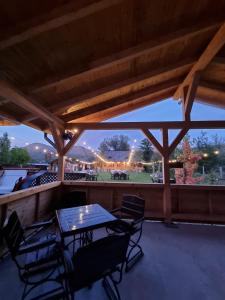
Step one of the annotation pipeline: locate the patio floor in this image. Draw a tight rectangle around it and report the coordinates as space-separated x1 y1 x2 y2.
1 221 225 300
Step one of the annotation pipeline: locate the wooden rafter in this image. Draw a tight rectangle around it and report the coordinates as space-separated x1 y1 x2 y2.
0 0 123 51
183 71 201 120
142 129 164 156
23 59 192 122
0 80 65 129
174 22 225 99
29 19 222 93
62 78 181 122
62 130 84 156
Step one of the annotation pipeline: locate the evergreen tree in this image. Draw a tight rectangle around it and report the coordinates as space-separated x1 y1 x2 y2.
0 132 11 165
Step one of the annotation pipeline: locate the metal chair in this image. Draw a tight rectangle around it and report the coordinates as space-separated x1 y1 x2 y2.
2 211 62 300
61 234 130 300
107 194 145 271
57 191 92 252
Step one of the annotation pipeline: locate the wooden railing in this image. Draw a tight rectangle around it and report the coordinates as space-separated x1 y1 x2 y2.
1 181 225 231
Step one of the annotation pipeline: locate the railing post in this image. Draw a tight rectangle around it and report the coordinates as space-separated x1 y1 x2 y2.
58 154 65 181
162 128 172 222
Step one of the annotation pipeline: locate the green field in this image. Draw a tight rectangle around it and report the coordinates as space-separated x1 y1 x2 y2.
97 171 153 183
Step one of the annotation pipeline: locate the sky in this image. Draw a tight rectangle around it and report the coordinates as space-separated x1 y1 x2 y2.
1 98 225 150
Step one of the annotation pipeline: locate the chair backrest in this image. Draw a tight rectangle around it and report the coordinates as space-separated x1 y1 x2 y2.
121 194 145 219
3 211 24 257
64 234 130 290
59 191 87 209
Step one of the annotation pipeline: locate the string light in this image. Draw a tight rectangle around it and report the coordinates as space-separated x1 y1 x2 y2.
214 150 219 155
35 146 39 150
203 153 208 158
43 149 47 153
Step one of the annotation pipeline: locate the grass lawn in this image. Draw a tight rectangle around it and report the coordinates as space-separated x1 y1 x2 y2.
97 171 153 183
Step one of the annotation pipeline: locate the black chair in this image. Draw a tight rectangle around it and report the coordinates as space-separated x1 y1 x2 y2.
61 234 130 300
2 211 62 300
58 191 87 209
57 191 92 252
107 195 145 272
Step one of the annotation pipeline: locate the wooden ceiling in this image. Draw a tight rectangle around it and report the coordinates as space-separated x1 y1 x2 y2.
0 0 225 130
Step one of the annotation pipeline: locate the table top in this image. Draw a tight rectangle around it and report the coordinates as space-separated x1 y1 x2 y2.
56 204 117 237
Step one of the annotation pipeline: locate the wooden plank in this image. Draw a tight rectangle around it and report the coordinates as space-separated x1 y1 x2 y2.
174 22 225 99
62 130 84 155
57 155 65 181
67 120 225 130
0 181 61 205
29 20 222 93
142 129 164 156
183 71 201 120
62 78 181 122
0 80 64 128
0 0 123 50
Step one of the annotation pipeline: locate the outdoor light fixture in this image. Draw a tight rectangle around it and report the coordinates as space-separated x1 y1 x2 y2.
214 150 219 155
62 130 73 141
35 146 39 150
203 153 208 158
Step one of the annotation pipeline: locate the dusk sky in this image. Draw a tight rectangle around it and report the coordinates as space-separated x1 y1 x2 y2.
1 98 225 150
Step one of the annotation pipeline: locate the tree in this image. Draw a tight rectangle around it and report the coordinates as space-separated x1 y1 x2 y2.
175 138 203 184
10 147 30 167
99 135 130 152
0 132 11 165
139 138 154 162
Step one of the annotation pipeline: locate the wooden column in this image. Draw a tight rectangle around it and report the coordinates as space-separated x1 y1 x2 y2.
58 154 65 181
162 128 172 222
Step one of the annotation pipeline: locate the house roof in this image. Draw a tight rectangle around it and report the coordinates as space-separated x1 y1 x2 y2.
0 1 224 130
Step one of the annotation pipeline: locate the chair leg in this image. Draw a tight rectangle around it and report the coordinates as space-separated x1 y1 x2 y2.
125 228 144 272
102 275 121 300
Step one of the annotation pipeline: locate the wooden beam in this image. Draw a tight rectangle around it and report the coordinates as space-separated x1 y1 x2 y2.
169 128 189 154
49 124 64 154
62 130 84 156
29 19 222 93
51 59 194 115
44 133 56 150
161 128 172 222
0 0 122 50
57 155 65 181
0 80 64 128
62 78 181 122
183 71 201 120
70 88 176 123
24 59 191 122
142 129 164 156
66 120 225 130
199 81 225 93
174 22 225 99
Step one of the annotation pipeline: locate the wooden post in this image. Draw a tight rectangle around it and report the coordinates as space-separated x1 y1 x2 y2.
162 128 172 222
58 154 65 181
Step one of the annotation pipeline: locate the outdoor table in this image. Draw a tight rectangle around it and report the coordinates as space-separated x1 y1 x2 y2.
56 204 117 244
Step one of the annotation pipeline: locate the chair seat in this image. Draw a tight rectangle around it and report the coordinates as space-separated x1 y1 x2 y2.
108 219 138 235
24 236 60 269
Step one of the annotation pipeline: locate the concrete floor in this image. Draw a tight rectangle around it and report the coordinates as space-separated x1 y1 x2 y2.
1 221 225 300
